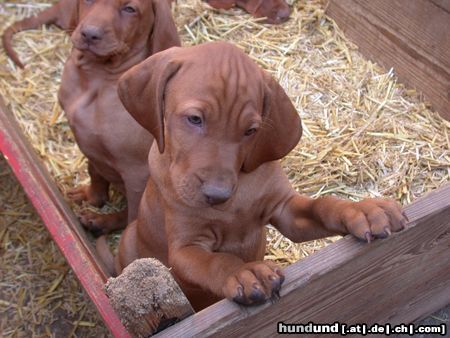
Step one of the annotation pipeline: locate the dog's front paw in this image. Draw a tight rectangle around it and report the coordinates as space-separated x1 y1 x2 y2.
222 261 285 305
341 199 408 242
79 209 127 236
67 185 108 207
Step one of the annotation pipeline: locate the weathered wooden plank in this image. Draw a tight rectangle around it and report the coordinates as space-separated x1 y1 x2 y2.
358 0 450 71
157 184 450 337
0 96 131 338
429 0 450 13
402 183 450 221
326 0 450 120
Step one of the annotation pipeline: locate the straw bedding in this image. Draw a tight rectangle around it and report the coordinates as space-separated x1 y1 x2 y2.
0 156 110 336
0 0 449 335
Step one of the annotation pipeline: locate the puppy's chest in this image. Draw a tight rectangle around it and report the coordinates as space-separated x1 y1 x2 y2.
203 177 283 258
59 70 126 157
192 197 269 252
205 211 267 262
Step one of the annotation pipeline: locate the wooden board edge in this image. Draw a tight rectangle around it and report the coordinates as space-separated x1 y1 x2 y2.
157 184 450 337
0 96 131 338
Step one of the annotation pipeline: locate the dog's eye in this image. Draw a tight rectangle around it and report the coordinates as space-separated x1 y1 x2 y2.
187 115 203 126
122 5 136 13
244 128 257 136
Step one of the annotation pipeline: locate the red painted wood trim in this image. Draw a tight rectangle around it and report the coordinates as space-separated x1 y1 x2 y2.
0 97 130 338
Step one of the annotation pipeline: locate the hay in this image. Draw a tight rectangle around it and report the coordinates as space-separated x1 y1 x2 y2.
1 0 449 261
168 0 450 263
0 156 109 336
0 0 449 328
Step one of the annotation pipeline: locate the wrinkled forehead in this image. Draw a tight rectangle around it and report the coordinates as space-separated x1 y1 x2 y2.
166 44 265 113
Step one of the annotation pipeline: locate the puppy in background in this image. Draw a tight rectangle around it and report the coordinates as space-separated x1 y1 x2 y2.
3 0 181 234
205 0 291 24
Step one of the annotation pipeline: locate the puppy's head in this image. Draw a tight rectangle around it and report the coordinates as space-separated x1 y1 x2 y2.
250 0 291 24
205 0 290 24
118 42 301 207
69 0 179 61
243 0 291 24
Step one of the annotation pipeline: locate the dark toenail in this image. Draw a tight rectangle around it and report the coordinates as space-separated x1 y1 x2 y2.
249 286 266 303
233 286 246 304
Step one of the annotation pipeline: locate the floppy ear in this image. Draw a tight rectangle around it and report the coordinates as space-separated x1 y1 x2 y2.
118 48 181 153
237 0 261 15
205 0 237 10
242 72 302 172
54 0 80 32
148 0 181 54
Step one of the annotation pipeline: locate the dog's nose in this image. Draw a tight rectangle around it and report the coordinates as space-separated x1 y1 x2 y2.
81 25 103 43
201 184 232 205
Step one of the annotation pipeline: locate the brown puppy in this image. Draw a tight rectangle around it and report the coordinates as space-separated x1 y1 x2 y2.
205 0 291 24
3 0 180 234
116 42 407 311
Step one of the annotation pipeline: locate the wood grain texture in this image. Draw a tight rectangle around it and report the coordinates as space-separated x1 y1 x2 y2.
429 0 450 13
326 0 450 120
157 184 450 337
